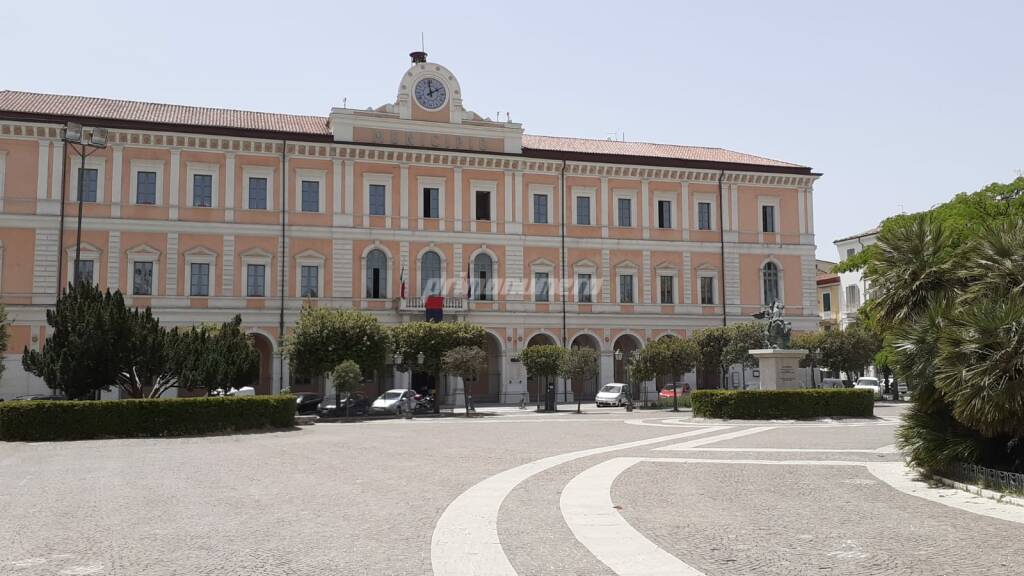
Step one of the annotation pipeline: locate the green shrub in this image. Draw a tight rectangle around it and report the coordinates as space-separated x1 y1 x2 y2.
691 389 874 419
0 396 296 441
653 395 692 409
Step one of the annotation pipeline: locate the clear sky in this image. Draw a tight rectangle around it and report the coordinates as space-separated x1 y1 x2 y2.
4 1 1021 259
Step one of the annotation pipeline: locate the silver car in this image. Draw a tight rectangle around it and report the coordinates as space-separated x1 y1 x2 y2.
371 389 415 415
595 383 630 407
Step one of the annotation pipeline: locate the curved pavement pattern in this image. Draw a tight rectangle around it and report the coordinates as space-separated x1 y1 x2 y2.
433 416 1024 576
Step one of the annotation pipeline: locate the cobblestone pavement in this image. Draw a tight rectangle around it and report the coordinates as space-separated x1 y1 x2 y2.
1 404 1019 575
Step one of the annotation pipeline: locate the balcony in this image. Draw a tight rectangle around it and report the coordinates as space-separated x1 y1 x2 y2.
398 296 468 313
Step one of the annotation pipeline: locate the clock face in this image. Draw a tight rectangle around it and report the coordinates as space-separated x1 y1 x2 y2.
414 77 447 110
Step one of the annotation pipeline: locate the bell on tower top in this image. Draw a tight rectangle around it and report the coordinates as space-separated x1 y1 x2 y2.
410 51 427 63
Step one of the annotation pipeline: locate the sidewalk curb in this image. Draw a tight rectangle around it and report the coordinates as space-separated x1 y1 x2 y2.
925 472 1024 508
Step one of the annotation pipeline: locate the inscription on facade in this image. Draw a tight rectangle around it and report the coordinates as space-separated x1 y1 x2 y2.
367 129 494 152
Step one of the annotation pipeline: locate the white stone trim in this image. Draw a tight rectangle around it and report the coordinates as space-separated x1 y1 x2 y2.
614 261 638 304
242 165 275 210
186 162 220 208
183 246 217 297
655 265 679 305
759 257 785 306
241 248 273 298
295 249 326 298
129 159 165 206
612 189 636 228
417 175 447 230
572 186 597 226
653 190 677 230
696 267 719 306
692 192 716 231
529 184 553 224
295 168 327 213
126 243 162 297
757 195 781 239
363 172 393 224
65 242 102 287
68 156 106 203
469 179 498 229
361 242 393 300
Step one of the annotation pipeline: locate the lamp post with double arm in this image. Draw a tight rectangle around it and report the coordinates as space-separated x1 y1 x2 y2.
61 122 108 286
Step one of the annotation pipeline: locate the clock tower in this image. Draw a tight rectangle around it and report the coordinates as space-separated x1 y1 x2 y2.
328 52 523 154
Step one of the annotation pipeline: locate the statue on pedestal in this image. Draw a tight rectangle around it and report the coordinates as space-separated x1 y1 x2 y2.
752 301 791 349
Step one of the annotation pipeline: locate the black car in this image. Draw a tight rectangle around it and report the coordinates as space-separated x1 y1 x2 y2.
332 392 371 416
294 393 323 415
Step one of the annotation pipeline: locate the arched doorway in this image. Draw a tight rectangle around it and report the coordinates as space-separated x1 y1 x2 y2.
570 333 601 401
613 334 642 384
249 332 276 396
469 332 503 403
525 332 558 401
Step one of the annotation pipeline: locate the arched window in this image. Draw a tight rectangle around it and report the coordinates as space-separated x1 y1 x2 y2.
762 262 780 304
420 251 442 296
365 249 388 299
473 253 494 301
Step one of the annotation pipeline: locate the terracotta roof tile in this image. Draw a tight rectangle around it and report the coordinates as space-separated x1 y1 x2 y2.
521 134 806 168
0 91 809 169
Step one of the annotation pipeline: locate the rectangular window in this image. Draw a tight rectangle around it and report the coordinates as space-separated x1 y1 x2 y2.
659 275 674 304
247 264 266 297
75 259 95 284
617 198 632 227
475 190 491 220
193 174 213 207
79 168 98 202
248 177 267 210
619 274 634 304
136 171 156 205
658 200 672 229
822 292 832 312
533 194 548 224
534 272 549 302
133 261 153 295
697 202 712 230
577 273 592 303
762 205 776 233
300 265 319 298
369 184 386 216
576 196 591 225
190 263 210 296
846 247 855 259
422 187 439 218
700 276 715 305
301 180 319 212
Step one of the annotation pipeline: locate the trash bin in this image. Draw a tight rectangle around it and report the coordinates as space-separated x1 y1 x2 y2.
545 382 556 411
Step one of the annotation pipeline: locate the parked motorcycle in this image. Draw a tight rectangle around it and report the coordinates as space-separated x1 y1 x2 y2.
414 393 434 413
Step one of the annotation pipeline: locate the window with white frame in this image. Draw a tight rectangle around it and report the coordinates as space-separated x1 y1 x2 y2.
822 292 832 312
659 275 675 304
617 197 632 227
700 275 715 305
79 168 99 202
132 261 154 295
300 265 319 297
763 262 781 304
534 271 550 302
420 251 442 296
475 190 491 220
242 166 274 210
846 247 855 259
846 284 860 309
136 171 157 205
75 259 95 284
657 200 673 229
423 187 440 218
365 249 388 299
70 157 105 203
533 193 549 224
129 160 163 206
364 174 392 218
66 243 101 286
473 252 494 301
577 273 593 303
619 274 634 303
301 181 320 213
574 190 593 226
186 163 218 208
697 201 712 230
190 262 210 296
247 264 266 297
369 184 386 216
762 204 776 233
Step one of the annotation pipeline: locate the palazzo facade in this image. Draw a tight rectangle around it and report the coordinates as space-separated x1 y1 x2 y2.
0 52 821 402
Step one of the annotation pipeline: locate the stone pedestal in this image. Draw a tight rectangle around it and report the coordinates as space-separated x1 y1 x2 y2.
749 349 808 390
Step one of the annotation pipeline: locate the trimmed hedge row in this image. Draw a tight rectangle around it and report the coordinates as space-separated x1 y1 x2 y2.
0 395 296 441
691 389 874 419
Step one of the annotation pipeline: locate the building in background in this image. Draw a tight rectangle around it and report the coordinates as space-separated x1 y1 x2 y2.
815 259 840 329
833 226 878 329
0 52 821 401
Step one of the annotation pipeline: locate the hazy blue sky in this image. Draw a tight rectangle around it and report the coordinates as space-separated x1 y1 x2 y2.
4 1 1021 259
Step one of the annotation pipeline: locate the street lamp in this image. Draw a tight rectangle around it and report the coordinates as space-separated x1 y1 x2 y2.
62 122 108 285
614 349 634 412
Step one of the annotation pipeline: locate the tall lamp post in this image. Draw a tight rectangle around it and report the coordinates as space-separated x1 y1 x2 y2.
62 122 108 285
614 349 634 412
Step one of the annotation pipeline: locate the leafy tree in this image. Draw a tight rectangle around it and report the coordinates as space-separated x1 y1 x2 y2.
561 346 600 413
114 306 173 398
442 345 488 416
722 322 768 380
0 304 8 383
631 337 699 409
519 344 565 410
22 283 127 399
693 326 730 389
330 360 363 417
791 331 824 386
391 321 485 412
172 316 259 395
284 306 389 382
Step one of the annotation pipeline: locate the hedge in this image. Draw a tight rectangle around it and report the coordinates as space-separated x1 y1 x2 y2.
690 389 874 420
0 395 296 441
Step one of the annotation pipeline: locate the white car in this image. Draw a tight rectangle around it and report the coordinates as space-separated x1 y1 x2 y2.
853 377 882 400
595 383 631 407
371 389 415 415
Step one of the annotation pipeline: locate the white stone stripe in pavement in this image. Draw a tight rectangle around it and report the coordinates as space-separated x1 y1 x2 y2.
430 426 731 576
653 426 775 450
661 446 899 454
561 457 706 576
